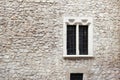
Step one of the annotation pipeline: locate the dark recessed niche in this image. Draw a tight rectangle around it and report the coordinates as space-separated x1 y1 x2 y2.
79 25 88 55
70 73 83 80
67 25 76 55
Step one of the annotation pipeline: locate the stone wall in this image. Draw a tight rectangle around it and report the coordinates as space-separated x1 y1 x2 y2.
0 0 120 80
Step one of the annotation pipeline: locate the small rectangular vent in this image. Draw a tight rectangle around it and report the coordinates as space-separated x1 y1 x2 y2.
70 73 83 80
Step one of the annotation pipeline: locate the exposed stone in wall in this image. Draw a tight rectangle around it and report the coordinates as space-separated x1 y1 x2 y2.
17 0 57 3
0 0 120 80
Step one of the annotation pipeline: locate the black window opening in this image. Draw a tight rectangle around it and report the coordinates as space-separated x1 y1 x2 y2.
67 25 76 55
79 25 88 55
67 25 88 55
70 73 83 80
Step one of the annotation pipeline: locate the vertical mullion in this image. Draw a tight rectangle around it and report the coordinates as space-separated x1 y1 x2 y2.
76 24 79 55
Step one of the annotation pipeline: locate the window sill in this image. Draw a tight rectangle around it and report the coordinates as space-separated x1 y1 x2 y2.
63 55 94 58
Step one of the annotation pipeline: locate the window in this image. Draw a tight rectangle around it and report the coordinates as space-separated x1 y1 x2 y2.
70 73 83 80
63 17 93 57
66 67 88 80
67 25 76 55
79 25 88 55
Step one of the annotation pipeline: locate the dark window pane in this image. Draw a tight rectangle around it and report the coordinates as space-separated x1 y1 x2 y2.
67 25 76 55
70 73 83 80
79 25 88 55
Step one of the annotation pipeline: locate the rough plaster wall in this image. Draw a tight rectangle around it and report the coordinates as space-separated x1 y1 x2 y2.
0 0 120 80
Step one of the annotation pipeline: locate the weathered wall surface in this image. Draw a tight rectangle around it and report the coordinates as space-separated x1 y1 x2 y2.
0 0 120 80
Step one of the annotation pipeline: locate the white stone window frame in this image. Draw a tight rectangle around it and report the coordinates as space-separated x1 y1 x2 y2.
66 67 89 80
63 17 93 58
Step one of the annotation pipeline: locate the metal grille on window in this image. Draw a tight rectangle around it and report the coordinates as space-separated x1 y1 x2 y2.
70 73 83 80
79 25 88 55
67 25 76 55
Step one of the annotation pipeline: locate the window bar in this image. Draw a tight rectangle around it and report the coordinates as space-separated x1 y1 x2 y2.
76 24 79 55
